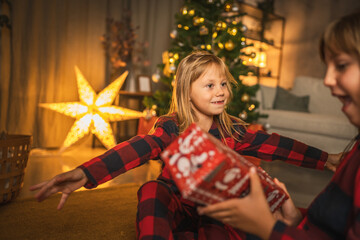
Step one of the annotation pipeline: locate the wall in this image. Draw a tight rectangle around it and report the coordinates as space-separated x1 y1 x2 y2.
275 0 360 88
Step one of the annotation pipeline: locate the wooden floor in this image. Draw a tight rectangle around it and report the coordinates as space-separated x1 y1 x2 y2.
20 146 161 199
20 145 333 208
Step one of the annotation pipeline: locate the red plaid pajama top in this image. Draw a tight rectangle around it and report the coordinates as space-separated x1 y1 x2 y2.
78 114 328 239
270 135 360 240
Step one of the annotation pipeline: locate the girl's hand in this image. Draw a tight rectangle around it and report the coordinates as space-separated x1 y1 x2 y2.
325 152 343 172
272 178 302 226
29 168 88 210
197 168 276 240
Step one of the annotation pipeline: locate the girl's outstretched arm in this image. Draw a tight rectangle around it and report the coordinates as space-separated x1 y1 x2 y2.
29 168 88 210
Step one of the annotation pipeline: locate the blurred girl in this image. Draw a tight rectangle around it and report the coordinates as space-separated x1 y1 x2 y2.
199 12 360 240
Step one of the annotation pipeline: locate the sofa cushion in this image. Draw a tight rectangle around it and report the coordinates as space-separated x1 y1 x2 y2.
260 85 277 110
273 87 310 112
259 109 357 140
291 76 343 117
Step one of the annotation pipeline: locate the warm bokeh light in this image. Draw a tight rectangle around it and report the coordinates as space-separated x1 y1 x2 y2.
40 66 145 150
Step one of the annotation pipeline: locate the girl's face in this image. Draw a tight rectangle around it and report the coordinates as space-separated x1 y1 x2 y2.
190 64 230 121
324 50 360 128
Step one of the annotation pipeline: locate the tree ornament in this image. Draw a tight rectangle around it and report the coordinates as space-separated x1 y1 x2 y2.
227 27 238 36
225 40 235 51
152 72 160 83
207 0 214 3
241 24 248 32
199 25 209 35
215 21 227 31
241 93 250 102
188 9 195 16
181 7 188 15
248 104 255 111
170 29 178 39
225 3 232 12
232 3 240 11
193 16 201 26
250 52 256 58
239 111 248 120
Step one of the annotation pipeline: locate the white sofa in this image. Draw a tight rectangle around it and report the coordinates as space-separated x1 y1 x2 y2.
256 76 358 153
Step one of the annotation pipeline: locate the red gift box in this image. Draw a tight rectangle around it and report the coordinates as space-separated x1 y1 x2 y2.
161 123 288 212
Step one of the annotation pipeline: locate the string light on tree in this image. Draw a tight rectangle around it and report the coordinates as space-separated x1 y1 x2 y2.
241 93 250 102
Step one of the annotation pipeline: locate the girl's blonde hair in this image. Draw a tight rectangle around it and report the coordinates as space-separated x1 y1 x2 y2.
168 50 246 141
320 11 360 63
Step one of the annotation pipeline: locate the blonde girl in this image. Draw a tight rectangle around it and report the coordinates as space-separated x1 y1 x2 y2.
31 50 333 239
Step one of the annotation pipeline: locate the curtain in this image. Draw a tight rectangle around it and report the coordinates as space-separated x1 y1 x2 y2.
0 0 183 148
0 1 12 134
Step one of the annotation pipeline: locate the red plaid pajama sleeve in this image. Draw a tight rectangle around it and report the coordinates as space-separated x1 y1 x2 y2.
268 138 360 239
78 116 179 188
236 129 328 169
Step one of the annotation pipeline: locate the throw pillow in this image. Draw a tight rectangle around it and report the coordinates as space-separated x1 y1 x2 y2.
273 86 310 112
260 85 277 110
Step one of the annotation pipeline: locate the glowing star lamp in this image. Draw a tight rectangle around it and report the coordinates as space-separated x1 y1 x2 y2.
40 66 145 150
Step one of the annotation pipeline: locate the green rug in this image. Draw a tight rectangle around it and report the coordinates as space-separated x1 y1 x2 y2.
0 183 140 240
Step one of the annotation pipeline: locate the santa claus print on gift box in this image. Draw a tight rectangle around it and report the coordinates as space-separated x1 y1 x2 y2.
161 123 288 212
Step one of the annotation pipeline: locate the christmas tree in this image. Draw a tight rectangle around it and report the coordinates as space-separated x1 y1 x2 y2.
143 0 261 123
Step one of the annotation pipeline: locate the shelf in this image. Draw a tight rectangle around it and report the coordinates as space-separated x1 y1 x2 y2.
119 90 153 97
237 2 284 22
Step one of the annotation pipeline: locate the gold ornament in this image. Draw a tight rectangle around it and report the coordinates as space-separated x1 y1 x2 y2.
241 93 250 102
181 7 188 15
199 25 209 35
227 27 238 36
225 3 232 12
215 21 227 31
152 72 160 83
225 40 235 51
193 17 201 26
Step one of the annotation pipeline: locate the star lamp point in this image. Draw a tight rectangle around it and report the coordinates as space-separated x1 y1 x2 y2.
40 66 145 150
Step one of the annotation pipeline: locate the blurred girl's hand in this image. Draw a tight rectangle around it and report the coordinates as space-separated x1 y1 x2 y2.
198 167 276 240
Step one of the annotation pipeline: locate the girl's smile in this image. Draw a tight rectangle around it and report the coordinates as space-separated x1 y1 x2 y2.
324 51 360 128
190 63 230 123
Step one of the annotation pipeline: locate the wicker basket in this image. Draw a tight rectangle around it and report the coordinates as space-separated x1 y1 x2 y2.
0 134 32 204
